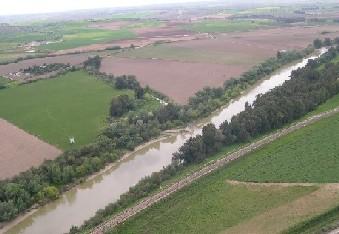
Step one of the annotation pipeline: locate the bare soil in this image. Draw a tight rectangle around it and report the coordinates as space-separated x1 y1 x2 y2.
170 25 339 61
100 57 244 104
0 119 61 180
103 25 339 103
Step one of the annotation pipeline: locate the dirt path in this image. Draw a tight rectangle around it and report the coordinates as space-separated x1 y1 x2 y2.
90 107 339 234
328 227 339 234
226 179 320 188
0 118 62 180
223 182 339 234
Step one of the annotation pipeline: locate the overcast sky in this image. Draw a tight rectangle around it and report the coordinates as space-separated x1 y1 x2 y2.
1 0 208 15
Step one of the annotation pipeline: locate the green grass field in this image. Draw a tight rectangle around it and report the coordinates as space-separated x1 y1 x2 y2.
0 70 131 149
109 170 315 234
40 29 135 51
183 19 274 33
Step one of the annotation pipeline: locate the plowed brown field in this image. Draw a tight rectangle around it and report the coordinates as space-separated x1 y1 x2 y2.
103 25 339 103
0 119 61 179
100 57 244 104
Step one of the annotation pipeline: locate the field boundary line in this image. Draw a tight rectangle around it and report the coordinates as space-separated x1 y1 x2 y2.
90 107 339 234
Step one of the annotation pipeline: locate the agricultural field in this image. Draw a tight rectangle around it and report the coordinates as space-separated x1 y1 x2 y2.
100 57 242 104
39 28 135 51
118 25 339 64
109 25 339 103
109 171 317 234
106 92 339 234
183 19 275 33
0 70 131 149
0 119 61 180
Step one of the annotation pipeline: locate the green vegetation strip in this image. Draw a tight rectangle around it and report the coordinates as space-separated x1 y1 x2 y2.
183 19 274 33
0 70 130 149
40 29 135 51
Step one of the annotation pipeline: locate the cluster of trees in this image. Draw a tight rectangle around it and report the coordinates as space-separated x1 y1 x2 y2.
313 37 339 49
84 56 101 71
103 120 161 150
21 63 71 75
106 46 121 51
115 75 145 99
174 48 339 165
104 103 183 150
110 95 134 117
96 73 147 100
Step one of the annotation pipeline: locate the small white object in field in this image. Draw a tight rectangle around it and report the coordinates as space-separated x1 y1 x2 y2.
151 95 168 106
69 137 75 144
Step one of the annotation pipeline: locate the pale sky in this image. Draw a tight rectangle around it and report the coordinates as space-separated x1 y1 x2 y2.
1 0 204 16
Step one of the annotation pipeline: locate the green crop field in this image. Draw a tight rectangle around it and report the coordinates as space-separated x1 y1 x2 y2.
110 12 152 19
40 28 135 51
105 93 339 234
183 19 274 33
126 19 163 30
109 169 315 234
224 112 339 183
0 70 132 149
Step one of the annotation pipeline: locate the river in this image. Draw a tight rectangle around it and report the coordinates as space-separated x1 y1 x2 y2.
3 49 326 234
